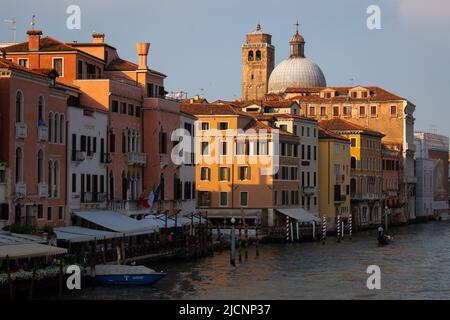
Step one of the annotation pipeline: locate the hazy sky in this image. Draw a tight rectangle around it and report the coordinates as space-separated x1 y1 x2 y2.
1 0 450 138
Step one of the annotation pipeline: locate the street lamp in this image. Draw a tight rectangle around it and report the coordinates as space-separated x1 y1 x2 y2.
384 205 390 232
230 217 236 266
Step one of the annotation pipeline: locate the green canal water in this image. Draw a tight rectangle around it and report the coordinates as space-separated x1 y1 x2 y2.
63 220 450 299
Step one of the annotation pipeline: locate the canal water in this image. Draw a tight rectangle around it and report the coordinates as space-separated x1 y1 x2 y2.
66 220 450 300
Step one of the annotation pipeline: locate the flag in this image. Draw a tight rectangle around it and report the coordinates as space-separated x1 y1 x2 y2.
149 185 160 207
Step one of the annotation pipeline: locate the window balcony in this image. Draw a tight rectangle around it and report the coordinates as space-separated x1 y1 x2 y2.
334 194 347 204
15 122 27 139
38 126 48 141
15 183 27 198
351 192 383 201
71 150 86 162
38 182 48 198
128 152 147 166
160 153 169 168
335 174 345 184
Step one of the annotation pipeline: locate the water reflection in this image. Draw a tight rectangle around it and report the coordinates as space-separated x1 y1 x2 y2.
67 221 450 300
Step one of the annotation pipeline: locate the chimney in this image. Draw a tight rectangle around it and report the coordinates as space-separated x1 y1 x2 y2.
136 42 150 70
92 33 105 44
27 30 42 51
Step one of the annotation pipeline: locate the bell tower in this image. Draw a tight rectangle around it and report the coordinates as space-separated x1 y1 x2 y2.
241 24 275 101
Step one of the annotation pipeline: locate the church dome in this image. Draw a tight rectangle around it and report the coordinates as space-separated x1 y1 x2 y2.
268 57 326 93
268 29 326 93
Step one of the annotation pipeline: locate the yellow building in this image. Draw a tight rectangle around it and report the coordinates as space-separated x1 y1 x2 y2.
320 119 384 229
180 103 303 227
318 128 351 226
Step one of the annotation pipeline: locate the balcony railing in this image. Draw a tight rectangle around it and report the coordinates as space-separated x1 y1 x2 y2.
81 192 107 203
15 183 27 198
160 153 169 168
351 192 383 201
71 150 86 162
302 186 316 195
38 125 49 141
38 182 48 198
100 152 112 164
334 194 347 203
16 122 27 139
128 152 147 166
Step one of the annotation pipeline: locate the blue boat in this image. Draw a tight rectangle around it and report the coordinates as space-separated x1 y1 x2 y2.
93 265 166 285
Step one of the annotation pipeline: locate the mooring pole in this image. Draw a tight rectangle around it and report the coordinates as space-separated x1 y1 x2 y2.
322 216 327 245
230 217 236 266
349 213 353 240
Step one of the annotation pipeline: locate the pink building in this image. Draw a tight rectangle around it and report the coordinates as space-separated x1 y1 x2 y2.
0 58 78 228
382 144 405 224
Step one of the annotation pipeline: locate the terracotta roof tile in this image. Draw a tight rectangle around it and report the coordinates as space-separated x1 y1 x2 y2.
180 104 250 117
2 36 77 52
318 128 350 142
319 118 384 137
285 86 405 101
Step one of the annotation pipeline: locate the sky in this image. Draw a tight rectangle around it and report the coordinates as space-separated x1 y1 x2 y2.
1 0 450 138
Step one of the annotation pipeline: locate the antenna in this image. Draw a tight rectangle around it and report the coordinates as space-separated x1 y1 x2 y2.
4 19 17 43
31 15 36 30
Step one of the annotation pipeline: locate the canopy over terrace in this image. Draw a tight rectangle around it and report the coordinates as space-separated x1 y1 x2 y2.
275 208 321 224
0 231 46 245
54 226 123 243
0 243 67 261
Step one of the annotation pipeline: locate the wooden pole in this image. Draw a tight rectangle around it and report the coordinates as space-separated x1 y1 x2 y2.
322 216 327 245
6 255 13 300
255 221 259 257
337 215 341 243
28 258 37 300
349 213 353 240
238 218 242 262
244 221 248 261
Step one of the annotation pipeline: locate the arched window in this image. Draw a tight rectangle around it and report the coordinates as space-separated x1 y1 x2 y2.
351 156 357 169
127 129 132 152
38 149 44 183
15 147 23 183
48 113 53 142
122 131 126 153
38 96 45 123
256 50 261 61
48 160 53 197
248 50 254 61
53 160 59 198
108 170 114 201
121 171 128 200
59 114 64 144
54 112 59 143
16 91 23 123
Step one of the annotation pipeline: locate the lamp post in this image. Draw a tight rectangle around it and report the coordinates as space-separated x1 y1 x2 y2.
384 205 389 232
230 217 236 266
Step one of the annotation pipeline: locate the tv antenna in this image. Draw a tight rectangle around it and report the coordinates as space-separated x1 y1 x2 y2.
4 19 17 43
30 15 36 30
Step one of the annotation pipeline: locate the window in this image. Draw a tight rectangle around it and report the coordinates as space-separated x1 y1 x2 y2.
197 191 211 207
128 104 134 116
220 192 228 207
371 106 377 117
72 173 77 192
184 182 191 200
218 122 228 130
59 114 64 143
359 106 366 117
201 142 209 155
248 51 254 61
58 207 64 220
274 191 278 205
159 131 167 154
38 96 45 122
343 106 351 116
15 147 23 183
390 105 397 116
15 91 23 123
313 146 317 160
38 149 44 183
18 58 29 68
77 60 83 78
220 141 228 156
258 141 268 155
279 124 288 132
120 102 127 114
240 192 248 207
47 207 52 221
256 50 261 61
109 132 116 152
307 145 311 160
281 191 289 205
309 106 315 116
351 92 358 99
219 167 230 181
111 100 119 113
200 167 211 181
238 166 251 180
236 140 249 155
350 138 356 147
37 205 43 220
135 106 141 117
200 122 209 130
351 157 357 169
52 58 63 76
53 112 58 143
333 106 339 117
320 106 326 117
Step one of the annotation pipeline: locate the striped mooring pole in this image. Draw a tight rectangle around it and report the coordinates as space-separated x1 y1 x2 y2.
348 213 353 240
337 215 341 243
286 216 290 242
322 216 327 244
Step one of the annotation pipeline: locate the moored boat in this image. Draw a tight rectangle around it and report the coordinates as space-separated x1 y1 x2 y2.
92 265 166 285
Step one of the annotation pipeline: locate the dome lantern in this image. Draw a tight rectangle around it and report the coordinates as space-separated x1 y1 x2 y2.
290 21 305 58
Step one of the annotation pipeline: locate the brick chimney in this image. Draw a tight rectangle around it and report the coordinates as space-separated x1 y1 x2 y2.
92 33 105 44
136 42 150 70
27 30 42 51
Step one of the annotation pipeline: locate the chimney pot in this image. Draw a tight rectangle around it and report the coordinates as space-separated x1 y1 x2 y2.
136 42 150 70
92 33 105 44
27 30 43 51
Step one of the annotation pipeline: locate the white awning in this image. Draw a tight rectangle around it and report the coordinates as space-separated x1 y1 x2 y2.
0 243 67 260
74 211 158 236
0 231 46 245
54 226 123 243
276 208 321 223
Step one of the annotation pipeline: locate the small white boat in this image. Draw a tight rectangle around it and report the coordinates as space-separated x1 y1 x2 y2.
92 264 166 285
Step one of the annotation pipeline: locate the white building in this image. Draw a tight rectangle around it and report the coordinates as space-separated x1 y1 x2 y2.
414 132 449 220
179 112 196 218
67 106 108 218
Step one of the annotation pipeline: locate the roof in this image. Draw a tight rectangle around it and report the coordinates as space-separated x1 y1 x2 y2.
0 243 67 260
243 118 294 136
180 103 251 117
255 113 317 123
2 36 77 52
54 226 123 243
318 128 350 142
0 231 46 245
105 58 167 77
319 118 385 137
285 86 405 101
